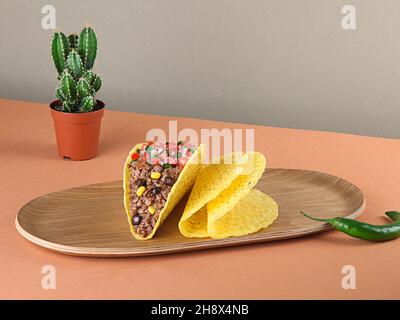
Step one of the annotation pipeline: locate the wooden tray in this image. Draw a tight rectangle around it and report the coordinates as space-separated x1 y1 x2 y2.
16 168 365 257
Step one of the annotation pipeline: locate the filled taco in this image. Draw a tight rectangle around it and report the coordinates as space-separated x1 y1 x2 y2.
123 141 205 240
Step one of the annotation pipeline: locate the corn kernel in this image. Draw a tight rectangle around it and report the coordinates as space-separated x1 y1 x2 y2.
136 186 146 197
151 172 161 180
148 206 156 215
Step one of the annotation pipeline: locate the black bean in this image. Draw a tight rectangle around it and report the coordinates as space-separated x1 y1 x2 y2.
132 214 142 225
151 187 161 196
137 179 146 187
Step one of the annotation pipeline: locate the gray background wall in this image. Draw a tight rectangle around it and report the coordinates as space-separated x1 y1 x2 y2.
1 0 399 138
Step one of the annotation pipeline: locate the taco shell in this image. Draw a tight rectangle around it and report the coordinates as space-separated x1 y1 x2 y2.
179 151 278 238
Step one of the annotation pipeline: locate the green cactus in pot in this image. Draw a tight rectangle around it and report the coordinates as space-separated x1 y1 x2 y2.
51 26 102 112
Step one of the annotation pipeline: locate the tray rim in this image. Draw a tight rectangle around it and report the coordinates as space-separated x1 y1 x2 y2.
15 168 366 257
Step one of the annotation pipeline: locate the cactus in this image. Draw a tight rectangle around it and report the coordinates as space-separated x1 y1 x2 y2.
55 87 65 101
51 26 102 113
83 70 95 84
81 96 96 112
51 32 70 76
78 27 97 70
92 74 102 92
60 71 77 100
77 78 92 98
67 49 83 79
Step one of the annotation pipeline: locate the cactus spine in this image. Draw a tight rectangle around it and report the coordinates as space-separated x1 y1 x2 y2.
51 26 102 113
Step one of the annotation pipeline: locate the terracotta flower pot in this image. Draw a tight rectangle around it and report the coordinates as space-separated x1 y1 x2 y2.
50 100 105 160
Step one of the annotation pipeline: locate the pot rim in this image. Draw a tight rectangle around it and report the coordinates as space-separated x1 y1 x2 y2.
49 99 105 115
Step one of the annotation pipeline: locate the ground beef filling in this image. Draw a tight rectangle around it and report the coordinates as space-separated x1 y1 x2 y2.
129 157 182 237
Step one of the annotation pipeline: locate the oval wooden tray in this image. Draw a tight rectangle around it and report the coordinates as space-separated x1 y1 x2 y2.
16 168 365 257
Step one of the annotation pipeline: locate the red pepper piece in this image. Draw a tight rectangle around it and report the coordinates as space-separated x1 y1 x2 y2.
131 152 140 161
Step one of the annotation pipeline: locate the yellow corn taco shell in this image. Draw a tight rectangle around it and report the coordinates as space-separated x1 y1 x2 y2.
208 189 278 238
178 152 248 237
179 151 278 238
123 143 205 240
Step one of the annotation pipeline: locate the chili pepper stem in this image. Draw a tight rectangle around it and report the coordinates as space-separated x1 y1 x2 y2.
300 211 330 223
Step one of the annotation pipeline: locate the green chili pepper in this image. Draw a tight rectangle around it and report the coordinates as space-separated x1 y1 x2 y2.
300 211 400 242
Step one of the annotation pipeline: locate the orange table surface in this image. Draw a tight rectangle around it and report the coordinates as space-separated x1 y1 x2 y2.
1 98 399 299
